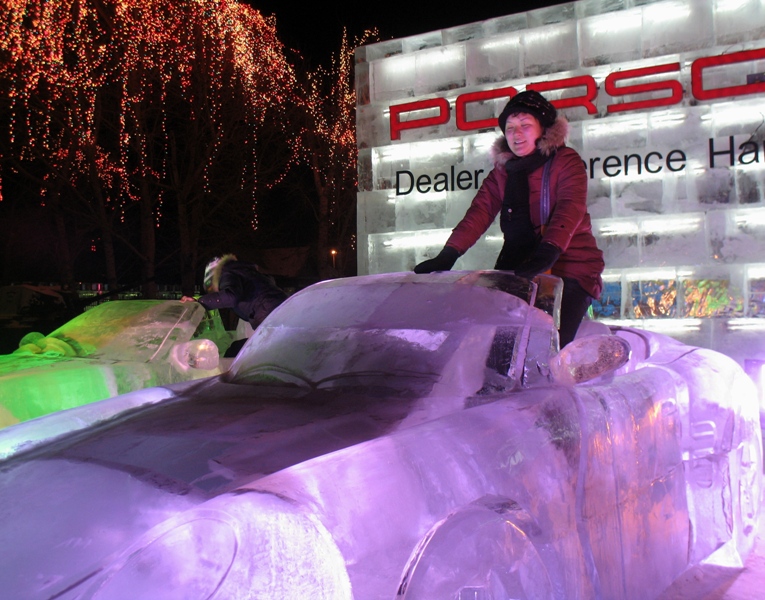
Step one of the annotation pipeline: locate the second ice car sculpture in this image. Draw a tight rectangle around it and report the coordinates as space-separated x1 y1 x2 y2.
0 271 760 600
0 299 230 430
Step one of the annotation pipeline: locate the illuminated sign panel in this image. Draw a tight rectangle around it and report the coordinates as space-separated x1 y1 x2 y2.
389 48 765 139
354 0 765 364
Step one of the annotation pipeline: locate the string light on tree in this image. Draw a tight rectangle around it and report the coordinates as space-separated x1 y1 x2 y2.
1 0 305 291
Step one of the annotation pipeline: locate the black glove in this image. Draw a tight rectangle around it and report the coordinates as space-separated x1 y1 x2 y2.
414 246 460 274
514 242 561 279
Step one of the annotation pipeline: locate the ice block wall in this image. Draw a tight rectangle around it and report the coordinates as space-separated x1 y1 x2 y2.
355 0 765 366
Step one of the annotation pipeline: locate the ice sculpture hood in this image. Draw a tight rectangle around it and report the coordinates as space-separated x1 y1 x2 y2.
491 116 569 166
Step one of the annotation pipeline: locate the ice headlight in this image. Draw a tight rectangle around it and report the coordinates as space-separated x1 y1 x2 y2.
84 491 352 599
89 513 236 600
170 339 220 373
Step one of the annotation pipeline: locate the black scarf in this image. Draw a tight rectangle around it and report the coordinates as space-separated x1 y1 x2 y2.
496 151 551 269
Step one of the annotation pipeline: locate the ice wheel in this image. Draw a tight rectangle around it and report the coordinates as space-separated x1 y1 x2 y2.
396 497 564 600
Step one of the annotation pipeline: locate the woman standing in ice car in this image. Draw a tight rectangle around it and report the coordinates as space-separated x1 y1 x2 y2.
414 90 604 346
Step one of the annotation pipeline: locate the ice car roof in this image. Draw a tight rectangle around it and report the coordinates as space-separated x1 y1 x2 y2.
227 271 557 389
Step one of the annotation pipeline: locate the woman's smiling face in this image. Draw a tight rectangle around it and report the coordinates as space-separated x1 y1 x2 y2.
504 113 543 157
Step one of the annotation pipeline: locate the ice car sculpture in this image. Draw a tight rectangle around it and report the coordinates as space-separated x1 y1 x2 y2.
0 271 760 600
0 300 229 430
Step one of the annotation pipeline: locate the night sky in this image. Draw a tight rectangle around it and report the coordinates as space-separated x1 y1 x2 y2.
245 1 567 64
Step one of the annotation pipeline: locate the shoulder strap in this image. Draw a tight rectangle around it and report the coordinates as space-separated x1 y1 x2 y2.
539 156 554 233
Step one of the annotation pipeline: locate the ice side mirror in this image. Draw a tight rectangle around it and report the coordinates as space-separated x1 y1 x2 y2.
170 339 220 373
550 334 631 386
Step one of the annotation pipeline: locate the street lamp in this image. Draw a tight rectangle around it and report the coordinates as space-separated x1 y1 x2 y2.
330 249 338 270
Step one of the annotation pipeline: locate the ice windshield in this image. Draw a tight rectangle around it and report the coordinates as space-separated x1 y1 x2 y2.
228 272 543 391
40 300 204 362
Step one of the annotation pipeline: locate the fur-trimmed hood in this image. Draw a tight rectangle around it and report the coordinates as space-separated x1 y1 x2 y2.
491 116 570 168
206 254 237 291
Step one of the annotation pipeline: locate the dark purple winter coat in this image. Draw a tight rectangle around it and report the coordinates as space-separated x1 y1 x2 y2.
197 260 287 329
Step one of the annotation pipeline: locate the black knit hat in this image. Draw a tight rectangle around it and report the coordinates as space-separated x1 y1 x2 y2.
498 90 557 131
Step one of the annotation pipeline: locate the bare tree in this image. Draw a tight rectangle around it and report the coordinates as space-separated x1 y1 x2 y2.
0 0 302 294
296 29 378 279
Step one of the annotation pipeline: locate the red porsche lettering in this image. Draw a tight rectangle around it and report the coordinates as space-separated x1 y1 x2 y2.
691 47 765 100
387 47 765 141
605 63 683 114
389 98 450 141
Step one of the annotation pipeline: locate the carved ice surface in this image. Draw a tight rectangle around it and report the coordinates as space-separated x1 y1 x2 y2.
0 300 226 431
0 271 760 600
